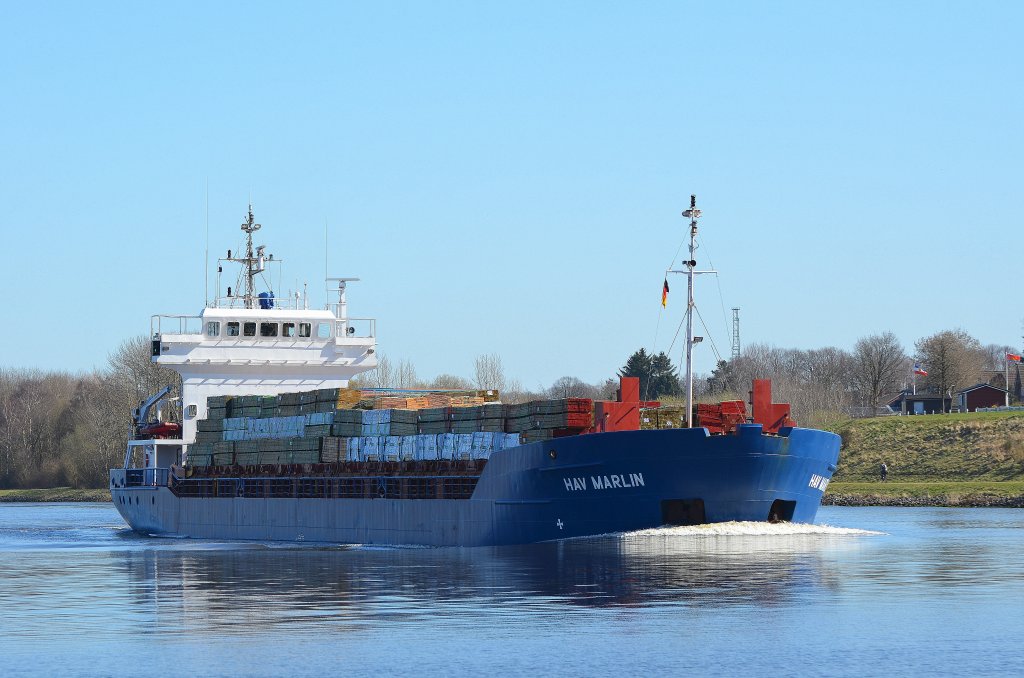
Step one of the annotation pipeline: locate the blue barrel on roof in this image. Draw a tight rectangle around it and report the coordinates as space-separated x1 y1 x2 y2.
258 291 275 309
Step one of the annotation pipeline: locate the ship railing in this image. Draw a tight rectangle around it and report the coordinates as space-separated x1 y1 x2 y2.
208 294 309 310
151 314 204 338
169 474 478 500
125 468 170 488
333 317 375 339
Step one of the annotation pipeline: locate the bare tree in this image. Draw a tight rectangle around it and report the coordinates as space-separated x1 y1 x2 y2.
980 343 1021 388
473 353 507 393
597 378 619 401
852 332 908 409
429 373 474 390
502 378 545 404
725 343 857 425
395 359 420 389
547 376 598 399
353 353 394 390
915 329 986 411
0 336 178 489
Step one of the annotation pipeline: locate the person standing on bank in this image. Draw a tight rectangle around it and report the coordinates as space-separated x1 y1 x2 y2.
880 462 888 482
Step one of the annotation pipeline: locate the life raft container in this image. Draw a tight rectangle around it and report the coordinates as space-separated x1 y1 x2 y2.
138 422 182 438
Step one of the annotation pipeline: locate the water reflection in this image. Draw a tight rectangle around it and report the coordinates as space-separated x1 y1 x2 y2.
111 527 857 635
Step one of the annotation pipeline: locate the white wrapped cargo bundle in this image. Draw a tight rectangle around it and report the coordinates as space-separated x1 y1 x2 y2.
399 436 416 461
383 435 401 460
455 433 473 459
438 433 456 460
360 436 381 460
412 434 435 460
346 437 361 461
470 431 491 454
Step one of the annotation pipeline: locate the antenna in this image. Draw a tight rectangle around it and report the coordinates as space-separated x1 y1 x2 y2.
731 307 741 360
204 179 209 307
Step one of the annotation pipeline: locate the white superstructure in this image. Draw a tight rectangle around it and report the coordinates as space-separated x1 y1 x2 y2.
150 206 377 444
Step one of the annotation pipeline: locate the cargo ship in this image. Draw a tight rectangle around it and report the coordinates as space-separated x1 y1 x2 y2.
110 201 840 546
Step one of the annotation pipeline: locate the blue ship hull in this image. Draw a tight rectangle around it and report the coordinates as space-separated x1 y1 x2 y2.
110 424 840 547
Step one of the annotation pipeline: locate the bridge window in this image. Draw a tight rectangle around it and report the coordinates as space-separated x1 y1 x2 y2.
260 322 278 337
298 323 311 338
282 322 296 338
206 321 220 337
226 322 240 337
317 322 331 338
243 322 257 337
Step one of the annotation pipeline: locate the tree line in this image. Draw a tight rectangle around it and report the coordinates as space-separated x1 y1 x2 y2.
0 337 178 490
703 329 1021 427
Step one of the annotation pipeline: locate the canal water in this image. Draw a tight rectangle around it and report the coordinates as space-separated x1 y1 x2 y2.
1 504 1021 676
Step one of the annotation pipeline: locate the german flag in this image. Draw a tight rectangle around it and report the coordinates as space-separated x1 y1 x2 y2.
662 279 669 308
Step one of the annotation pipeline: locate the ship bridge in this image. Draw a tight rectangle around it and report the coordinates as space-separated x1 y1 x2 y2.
150 205 377 444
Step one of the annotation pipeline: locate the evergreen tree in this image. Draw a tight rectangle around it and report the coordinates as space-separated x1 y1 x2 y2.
650 352 681 398
618 349 681 399
618 348 652 397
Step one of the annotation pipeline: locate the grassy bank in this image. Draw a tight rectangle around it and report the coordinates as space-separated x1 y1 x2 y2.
0 488 110 503
827 410 1024 481
823 410 1024 506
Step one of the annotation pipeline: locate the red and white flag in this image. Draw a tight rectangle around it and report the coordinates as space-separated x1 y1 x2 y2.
914 362 928 376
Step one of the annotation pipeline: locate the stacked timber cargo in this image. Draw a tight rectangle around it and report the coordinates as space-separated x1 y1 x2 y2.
365 389 498 410
187 388 598 469
639 405 688 430
640 400 748 434
696 400 747 434
505 398 594 442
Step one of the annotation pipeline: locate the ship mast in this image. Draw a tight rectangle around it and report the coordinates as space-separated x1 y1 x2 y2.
681 195 702 428
667 195 716 428
227 204 264 309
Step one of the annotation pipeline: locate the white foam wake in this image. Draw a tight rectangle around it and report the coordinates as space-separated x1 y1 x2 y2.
621 521 883 538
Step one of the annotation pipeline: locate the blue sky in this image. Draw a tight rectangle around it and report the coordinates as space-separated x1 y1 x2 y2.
1 2 1021 386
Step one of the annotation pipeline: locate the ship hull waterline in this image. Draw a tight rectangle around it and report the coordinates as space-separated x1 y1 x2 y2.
111 426 840 547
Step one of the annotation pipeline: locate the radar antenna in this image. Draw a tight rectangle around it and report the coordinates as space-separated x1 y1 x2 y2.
228 204 263 309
